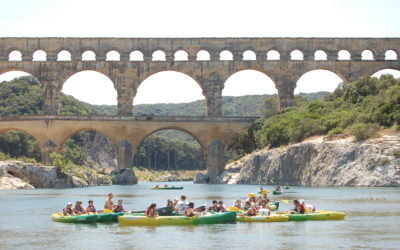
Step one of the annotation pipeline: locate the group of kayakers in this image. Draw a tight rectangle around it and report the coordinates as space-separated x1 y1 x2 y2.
62 193 127 216
61 187 315 218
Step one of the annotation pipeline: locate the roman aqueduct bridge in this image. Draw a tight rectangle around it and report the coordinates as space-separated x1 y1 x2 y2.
0 37 399 183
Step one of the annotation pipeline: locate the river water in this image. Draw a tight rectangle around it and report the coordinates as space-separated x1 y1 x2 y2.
0 182 399 250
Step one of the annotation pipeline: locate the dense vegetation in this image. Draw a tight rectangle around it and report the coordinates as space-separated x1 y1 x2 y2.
228 75 400 159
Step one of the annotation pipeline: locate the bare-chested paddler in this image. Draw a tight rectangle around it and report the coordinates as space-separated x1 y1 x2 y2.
104 193 115 210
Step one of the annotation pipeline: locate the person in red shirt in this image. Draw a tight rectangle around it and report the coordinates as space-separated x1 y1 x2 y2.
239 201 257 216
145 203 158 217
292 199 305 214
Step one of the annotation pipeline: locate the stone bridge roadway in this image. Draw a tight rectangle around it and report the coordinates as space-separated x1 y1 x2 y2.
0 115 257 183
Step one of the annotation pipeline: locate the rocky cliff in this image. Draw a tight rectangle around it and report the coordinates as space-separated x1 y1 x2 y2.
216 133 400 187
0 161 112 190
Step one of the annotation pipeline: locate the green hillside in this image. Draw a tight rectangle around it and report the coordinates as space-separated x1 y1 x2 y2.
228 75 400 159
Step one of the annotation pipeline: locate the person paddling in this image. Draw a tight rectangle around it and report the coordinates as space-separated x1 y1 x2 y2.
113 199 127 213
176 194 189 215
185 202 199 217
240 201 257 216
291 199 305 214
145 203 158 217
257 199 271 216
208 200 219 212
218 201 226 212
233 199 243 210
104 193 114 211
73 200 86 215
275 185 282 192
86 200 97 214
63 203 75 216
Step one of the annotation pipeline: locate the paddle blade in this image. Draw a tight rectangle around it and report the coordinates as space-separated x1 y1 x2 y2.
103 209 112 213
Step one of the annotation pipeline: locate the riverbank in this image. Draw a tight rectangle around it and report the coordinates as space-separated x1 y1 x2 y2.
214 131 400 186
133 167 198 182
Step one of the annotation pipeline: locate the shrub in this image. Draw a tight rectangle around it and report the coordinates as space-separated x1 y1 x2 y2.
348 123 380 141
327 127 343 136
393 150 400 159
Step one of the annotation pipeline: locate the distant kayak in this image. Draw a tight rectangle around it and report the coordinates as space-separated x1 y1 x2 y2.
236 214 289 223
273 191 283 195
119 211 236 226
284 187 290 189
151 187 183 190
275 211 345 221
51 213 98 223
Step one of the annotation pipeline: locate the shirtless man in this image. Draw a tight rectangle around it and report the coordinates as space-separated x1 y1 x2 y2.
104 193 115 210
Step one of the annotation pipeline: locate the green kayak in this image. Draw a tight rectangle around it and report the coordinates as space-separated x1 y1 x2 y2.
284 187 290 189
51 213 98 223
273 191 283 195
97 213 114 222
119 211 236 226
275 211 346 221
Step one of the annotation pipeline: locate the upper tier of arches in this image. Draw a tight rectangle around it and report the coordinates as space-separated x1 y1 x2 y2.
2 38 398 62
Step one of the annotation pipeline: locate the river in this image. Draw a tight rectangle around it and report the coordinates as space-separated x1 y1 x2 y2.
0 182 399 249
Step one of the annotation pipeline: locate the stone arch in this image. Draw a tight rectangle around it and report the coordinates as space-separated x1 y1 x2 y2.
61 70 118 105
0 68 38 78
371 68 400 78
242 49 257 60
106 50 121 61
57 128 119 151
174 49 189 61
385 50 398 60
223 68 279 91
0 128 44 151
196 49 211 61
290 50 304 60
8 50 22 61
57 50 72 61
137 126 206 149
134 127 206 171
219 49 234 60
133 70 205 106
32 50 47 61
295 69 346 94
267 50 280 60
361 50 374 60
130 50 144 61
314 50 327 60
338 50 351 60
152 49 167 61
81 50 96 61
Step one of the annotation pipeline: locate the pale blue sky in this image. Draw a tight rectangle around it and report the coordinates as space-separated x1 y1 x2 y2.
0 0 399 105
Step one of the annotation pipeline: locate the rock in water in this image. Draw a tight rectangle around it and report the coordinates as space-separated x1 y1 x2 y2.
193 172 209 183
0 175 34 189
111 168 138 185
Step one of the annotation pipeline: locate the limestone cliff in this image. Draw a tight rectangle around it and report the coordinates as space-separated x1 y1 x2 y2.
0 161 112 190
217 133 400 187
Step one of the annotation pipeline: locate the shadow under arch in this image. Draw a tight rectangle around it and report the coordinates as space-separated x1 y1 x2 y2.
134 127 206 171
136 126 206 150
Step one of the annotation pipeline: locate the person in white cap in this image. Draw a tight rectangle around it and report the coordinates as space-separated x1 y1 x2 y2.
63 202 75 216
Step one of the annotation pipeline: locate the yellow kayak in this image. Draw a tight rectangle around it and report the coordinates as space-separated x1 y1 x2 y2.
274 211 346 221
236 214 289 222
